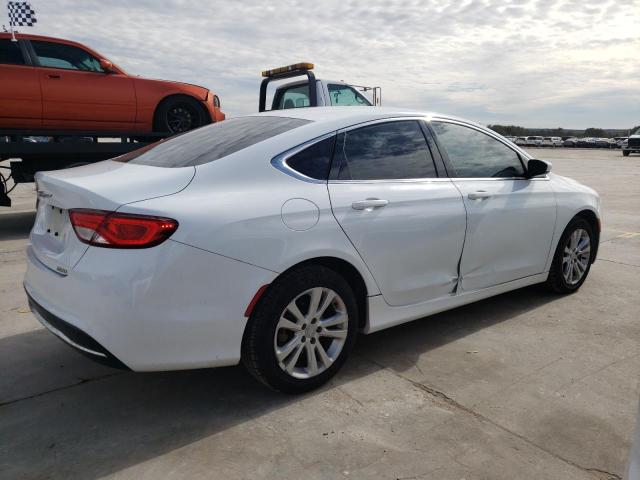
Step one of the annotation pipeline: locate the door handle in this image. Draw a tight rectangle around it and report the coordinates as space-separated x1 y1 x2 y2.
352 198 389 210
47 74 61 79
468 191 492 200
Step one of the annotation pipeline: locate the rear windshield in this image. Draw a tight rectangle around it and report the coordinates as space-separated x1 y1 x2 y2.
115 116 311 168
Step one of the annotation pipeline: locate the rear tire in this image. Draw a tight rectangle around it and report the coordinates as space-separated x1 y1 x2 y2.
623 150 630 157
242 265 359 393
153 95 209 134
546 217 594 294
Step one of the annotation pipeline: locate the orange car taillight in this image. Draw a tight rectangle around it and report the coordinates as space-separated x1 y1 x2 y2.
69 209 178 248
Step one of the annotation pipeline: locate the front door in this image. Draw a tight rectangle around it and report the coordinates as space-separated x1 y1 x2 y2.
29 40 136 130
328 119 467 307
430 120 557 291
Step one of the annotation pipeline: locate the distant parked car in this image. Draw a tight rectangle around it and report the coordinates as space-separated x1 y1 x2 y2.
527 136 543 147
515 137 527 146
563 138 578 147
542 137 563 147
593 138 610 148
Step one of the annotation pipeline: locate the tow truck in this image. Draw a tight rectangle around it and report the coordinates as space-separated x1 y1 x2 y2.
1 62 381 207
259 62 381 111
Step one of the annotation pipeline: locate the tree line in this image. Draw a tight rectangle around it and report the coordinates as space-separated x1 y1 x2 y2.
487 125 640 138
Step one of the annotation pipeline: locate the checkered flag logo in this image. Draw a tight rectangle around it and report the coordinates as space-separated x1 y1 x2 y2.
7 1 37 27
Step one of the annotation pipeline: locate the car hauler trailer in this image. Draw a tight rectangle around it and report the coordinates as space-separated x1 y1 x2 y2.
0 131 167 207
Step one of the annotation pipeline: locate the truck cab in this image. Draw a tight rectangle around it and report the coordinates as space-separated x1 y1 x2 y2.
623 129 640 156
259 62 380 112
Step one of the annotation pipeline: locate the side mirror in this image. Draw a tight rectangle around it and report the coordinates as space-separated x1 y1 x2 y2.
526 158 551 178
99 59 115 73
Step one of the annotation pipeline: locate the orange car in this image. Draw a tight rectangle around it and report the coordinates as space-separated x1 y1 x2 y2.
0 33 225 133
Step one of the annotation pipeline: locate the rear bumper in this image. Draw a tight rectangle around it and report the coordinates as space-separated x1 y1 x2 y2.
27 291 130 370
24 239 277 371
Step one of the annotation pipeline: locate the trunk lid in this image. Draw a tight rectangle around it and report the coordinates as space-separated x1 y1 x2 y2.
30 161 194 275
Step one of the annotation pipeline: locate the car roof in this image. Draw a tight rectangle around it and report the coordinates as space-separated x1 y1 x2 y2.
246 106 475 131
0 32 71 43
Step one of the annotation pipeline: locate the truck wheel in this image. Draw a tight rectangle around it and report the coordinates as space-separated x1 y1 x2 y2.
623 150 630 157
154 96 209 134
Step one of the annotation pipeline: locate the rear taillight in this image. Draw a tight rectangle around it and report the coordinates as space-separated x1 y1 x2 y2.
69 209 178 248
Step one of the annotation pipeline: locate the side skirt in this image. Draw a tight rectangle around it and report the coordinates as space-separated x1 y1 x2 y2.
364 272 548 334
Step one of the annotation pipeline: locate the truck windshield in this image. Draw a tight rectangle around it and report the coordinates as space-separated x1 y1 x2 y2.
114 116 311 168
328 84 371 106
634 129 640 135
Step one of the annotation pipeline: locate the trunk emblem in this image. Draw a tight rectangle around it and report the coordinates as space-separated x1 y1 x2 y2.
37 190 53 199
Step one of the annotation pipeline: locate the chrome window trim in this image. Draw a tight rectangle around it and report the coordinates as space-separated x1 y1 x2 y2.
330 178 451 185
336 116 430 134
452 175 550 182
270 132 336 184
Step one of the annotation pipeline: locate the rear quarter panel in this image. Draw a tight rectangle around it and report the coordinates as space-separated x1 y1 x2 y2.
117 129 382 297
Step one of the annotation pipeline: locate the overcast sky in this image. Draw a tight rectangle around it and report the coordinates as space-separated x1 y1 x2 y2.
9 0 640 128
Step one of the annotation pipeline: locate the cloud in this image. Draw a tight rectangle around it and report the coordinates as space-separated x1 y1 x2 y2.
12 0 640 128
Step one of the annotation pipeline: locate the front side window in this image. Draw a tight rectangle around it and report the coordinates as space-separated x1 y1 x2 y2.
432 122 525 178
115 116 311 168
31 41 104 72
327 84 371 106
332 121 437 180
0 39 25 65
277 84 310 109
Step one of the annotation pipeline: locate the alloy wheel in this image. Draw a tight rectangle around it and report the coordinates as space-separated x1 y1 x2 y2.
167 105 195 133
273 287 349 379
562 228 591 285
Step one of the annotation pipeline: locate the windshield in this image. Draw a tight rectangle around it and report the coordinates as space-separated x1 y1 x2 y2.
115 116 311 168
327 84 371 106
634 129 640 136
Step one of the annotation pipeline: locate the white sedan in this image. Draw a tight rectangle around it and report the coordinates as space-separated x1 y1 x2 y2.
25 107 601 392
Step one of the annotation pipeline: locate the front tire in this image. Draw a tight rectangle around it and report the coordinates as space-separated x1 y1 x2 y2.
242 265 359 393
153 95 209 134
623 150 630 157
546 217 594 293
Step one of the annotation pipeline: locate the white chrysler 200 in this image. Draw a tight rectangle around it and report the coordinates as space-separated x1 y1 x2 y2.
25 107 600 392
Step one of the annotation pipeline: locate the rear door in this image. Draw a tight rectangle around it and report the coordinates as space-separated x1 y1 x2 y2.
430 120 556 292
328 119 466 307
0 38 42 128
28 40 136 130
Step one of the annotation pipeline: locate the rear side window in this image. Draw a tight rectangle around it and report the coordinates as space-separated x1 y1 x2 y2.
285 136 336 180
115 116 311 168
0 39 25 65
332 121 437 180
